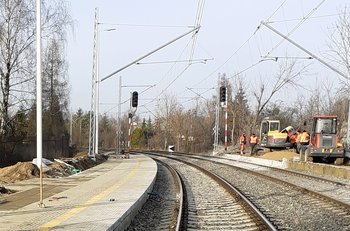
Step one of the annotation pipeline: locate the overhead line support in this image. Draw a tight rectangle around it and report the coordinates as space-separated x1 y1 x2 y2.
260 21 347 79
100 26 201 82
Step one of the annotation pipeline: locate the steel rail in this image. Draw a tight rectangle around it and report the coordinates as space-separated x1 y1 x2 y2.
173 153 350 211
152 158 184 231
145 152 277 231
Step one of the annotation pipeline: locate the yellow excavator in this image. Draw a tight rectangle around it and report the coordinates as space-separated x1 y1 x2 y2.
259 118 294 151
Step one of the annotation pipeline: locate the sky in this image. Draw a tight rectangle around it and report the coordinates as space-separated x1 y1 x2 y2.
66 0 350 119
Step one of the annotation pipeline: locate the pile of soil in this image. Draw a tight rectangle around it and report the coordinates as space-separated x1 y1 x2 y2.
0 162 39 183
0 186 15 194
64 153 108 171
259 151 298 161
0 152 108 184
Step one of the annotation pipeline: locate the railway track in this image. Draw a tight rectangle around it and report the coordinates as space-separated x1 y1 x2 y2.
135 154 276 230
174 153 350 206
140 151 350 230
126 159 182 231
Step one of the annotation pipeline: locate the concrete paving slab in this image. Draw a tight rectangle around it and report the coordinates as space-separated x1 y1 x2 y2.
0 154 157 231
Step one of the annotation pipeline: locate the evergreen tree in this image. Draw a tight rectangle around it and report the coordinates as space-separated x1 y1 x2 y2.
140 117 154 149
232 82 250 144
9 107 28 140
42 38 69 139
131 127 143 149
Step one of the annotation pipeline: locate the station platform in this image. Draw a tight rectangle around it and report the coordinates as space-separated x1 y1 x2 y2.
0 154 157 231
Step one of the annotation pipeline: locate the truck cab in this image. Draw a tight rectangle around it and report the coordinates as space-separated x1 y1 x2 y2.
307 115 345 164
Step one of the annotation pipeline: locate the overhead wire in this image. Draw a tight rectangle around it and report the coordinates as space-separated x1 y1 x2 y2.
225 0 329 91
229 60 270 81
136 58 212 65
189 26 261 89
201 0 328 85
187 0 289 89
255 32 263 57
144 64 192 106
137 1 206 111
230 0 328 83
186 87 214 101
267 13 341 24
135 35 194 109
185 0 323 97
135 34 193 110
99 5 205 118
135 0 329 118
266 0 288 22
189 0 206 63
190 0 327 89
262 0 327 58
141 0 290 110
99 22 193 29
254 0 288 58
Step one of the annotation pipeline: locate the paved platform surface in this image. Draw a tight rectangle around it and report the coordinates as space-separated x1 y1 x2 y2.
0 154 157 231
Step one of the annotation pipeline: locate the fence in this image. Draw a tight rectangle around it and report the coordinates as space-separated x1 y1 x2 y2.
0 136 70 167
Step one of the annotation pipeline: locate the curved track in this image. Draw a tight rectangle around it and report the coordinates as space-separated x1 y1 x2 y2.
126 158 183 230
140 151 350 230
176 153 350 206
146 154 277 230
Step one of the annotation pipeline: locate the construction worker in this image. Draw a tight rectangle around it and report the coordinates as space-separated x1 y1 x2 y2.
296 130 302 153
249 133 259 155
299 130 310 154
300 130 310 145
289 130 299 150
239 133 246 155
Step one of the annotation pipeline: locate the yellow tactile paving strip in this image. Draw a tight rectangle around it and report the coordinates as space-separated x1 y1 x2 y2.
0 155 157 231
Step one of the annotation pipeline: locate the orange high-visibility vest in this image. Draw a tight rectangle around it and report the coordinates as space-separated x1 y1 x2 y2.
300 132 310 143
296 133 302 143
250 136 258 144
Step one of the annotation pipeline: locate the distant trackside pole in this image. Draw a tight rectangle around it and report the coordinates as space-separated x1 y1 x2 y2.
224 89 228 151
36 0 44 208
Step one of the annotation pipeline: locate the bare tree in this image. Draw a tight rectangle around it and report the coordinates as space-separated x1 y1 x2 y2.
327 8 350 90
251 59 306 130
0 0 72 139
299 82 349 141
154 94 181 150
0 0 35 137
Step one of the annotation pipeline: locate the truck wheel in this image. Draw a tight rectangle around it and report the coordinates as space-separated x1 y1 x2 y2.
335 158 344 165
257 149 264 156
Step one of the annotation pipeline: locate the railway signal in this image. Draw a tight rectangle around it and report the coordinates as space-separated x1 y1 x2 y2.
132 91 138 107
219 86 226 102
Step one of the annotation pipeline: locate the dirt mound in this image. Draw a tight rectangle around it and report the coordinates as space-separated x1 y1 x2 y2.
73 157 96 170
0 153 109 184
0 162 39 183
74 151 88 158
259 151 298 161
64 153 108 171
44 161 74 178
